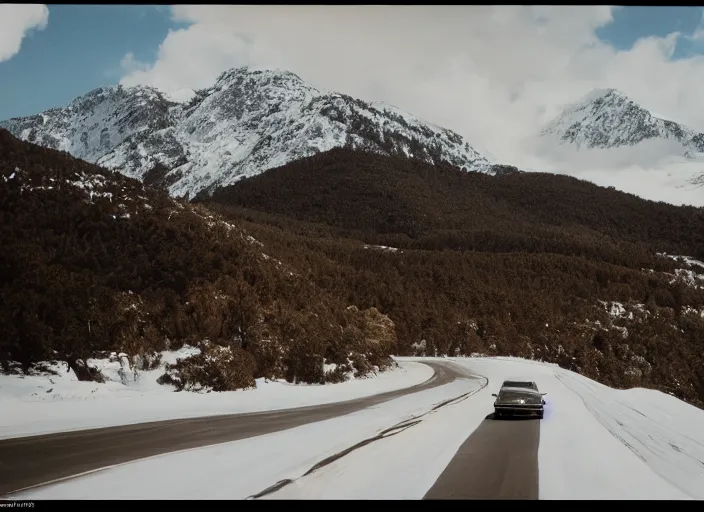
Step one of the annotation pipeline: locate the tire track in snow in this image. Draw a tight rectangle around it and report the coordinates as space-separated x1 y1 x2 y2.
247 376 488 499
554 371 704 499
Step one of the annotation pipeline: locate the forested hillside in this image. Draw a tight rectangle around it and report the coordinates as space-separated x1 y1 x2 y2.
0 130 396 390
201 149 704 406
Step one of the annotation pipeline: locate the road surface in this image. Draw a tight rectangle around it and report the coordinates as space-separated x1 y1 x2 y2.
423 413 541 500
0 361 465 496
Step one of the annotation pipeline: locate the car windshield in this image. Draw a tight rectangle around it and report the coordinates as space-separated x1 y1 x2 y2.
499 390 540 403
504 381 534 389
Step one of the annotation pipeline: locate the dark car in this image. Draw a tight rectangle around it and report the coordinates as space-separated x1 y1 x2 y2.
492 381 546 419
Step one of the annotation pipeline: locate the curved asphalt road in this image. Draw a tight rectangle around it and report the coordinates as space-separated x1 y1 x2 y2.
0 361 464 496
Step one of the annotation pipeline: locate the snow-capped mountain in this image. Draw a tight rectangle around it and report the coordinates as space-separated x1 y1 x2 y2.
540 88 704 155
0 68 492 198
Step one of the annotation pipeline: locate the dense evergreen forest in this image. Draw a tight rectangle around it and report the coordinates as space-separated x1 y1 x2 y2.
0 130 395 391
3 129 704 407
200 148 704 407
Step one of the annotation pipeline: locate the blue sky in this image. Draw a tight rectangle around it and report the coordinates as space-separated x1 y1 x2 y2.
1 6 183 119
596 6 704 57
2 5 704 121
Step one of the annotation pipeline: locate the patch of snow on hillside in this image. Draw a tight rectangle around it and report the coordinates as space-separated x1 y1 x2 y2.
363 244 400 253
164 88 196 104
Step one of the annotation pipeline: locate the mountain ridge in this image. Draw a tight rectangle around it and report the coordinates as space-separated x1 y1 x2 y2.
5 68 704 204
199 146 704 262
541 87 704 156
0 67 493 199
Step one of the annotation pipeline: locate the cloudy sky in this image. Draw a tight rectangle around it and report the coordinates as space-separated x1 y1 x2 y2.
4 5 704 204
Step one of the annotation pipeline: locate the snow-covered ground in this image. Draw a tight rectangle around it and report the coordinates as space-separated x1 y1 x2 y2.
0 347 434 440
8 363 481 499
6 356 704 500
264 356 703 500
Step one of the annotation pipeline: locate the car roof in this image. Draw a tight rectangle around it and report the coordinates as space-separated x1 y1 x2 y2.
500 386 541 395
501 380 537 387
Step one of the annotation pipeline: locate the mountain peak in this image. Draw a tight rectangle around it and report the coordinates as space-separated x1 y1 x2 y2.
580 87 621 102
541 87 697 151
0 68 492 198
572 88 637 114
216 66 304 82
212 67 312 93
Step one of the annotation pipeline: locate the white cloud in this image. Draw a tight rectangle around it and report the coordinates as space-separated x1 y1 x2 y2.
120 52 150 74
0 4 49 63
565 158 704 207
119 6 704 205
687 8 704 41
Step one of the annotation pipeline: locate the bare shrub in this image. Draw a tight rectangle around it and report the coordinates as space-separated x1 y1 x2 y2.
324 364 350 383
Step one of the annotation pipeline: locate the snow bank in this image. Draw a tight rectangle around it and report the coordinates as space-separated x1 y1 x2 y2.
552 369 704 499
